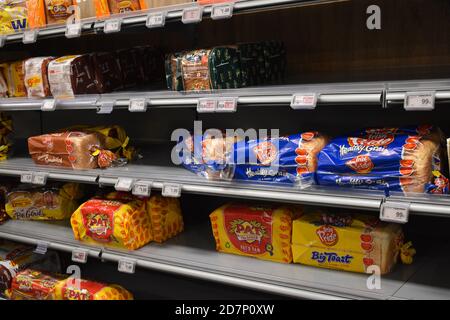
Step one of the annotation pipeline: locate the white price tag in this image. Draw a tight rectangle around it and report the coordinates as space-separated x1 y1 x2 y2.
97 101 114 114
115 177 134 192
72 249 88 263
216 97 237 112
104 19 122 33
41 99 56 112
380 201 410 224
162 183 181 198
182 7 203 24
404 91 435 111
32 173 48 186
34 241 49 255
65 23 82 38
129 98 147 112
132 182 152 197
0 36 5 48
146 12 166 28
118 259 136 274
20 172 33 184
197 98 217 113
211 3 233 20
291 93 318 109
23 30 38 44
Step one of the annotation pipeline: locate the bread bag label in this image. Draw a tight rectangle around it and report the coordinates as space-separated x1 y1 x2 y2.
317 125 449 194
61 280 105 300
80 199 119 242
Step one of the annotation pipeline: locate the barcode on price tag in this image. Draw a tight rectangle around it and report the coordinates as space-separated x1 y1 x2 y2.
291 93 318 109
162 183 181 198
72 249 88 263
132 182 152 197
197 98 217 113
65 23 82 38
34 241 49 255
118 259 136 274
104 19 122 33
404 91 435 111
23 30 38 44
182 7 203 24
211 3 233 20
216 97 237 112
20 172 33 184
0 36 5 48
380 201 410 224
146 12 166 28
129 98 147 112
115 177 134 192
32 173 48 186
41 99 56 111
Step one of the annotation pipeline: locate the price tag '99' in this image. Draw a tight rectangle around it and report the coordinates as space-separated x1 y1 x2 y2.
380 201 410 224
182 7 203 24
20 172 33 184
104 19 122 33
404 91 435 111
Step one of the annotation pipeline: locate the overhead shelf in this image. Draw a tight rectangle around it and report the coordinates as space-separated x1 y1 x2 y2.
0 219 448 299
1 156 450 218
0 0 337 46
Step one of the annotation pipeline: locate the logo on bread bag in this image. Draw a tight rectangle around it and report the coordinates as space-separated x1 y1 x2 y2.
253 141 278 166
85 213 113 240
311 251 353 264
346 155 374 174
64 287 91 300
316 226 338 246
230 220 266 244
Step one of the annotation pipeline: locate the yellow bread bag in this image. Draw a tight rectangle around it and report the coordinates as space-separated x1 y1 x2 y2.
210 203 295 263
7 269 133 300
106 192 184 243
5 183 82 220
4 60 26 97
71 197 153 250
291 210 414 274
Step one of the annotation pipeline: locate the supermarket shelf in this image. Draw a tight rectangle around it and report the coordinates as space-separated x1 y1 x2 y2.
1 0 338 46
1 219 448 299
1 78 450 111
1 156 450 218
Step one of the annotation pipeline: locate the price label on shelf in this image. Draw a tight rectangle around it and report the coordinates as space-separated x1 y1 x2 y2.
41 99 56 112
182 7 203 24
34 241 49 255
132 181 152 197
104 19 122 33
197 98 217 113
65 23 82 38
146 12 166 28
118 259 136 274
162 183 181 198
404 91 435 111
380 201 410 224
20 172 33 184
216 97 237 112
23 30 38 44
72 249 88 264
97 101 114 114
0 36 5 48
32 173 48 186
129 98 147 112
291 93 318 110
115 177 134 192
211 3 234 20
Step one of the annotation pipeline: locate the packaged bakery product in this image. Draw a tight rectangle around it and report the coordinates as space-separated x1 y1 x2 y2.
180 47 243 91
116 48 139 88
48 55 98 99
165 52 184 91
107 0 141 14
210 203 296 263
44 0 74 25
147 194 184 243
71 197 153 250
91 52 123 93
180 131 328 187
28 131 103 169
7 269 133 300
291 210 415 274
0 67 8 97
24 57 54 98
3 60 26 97
316 125 449 194
5 183 82 220
0 112 12 161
